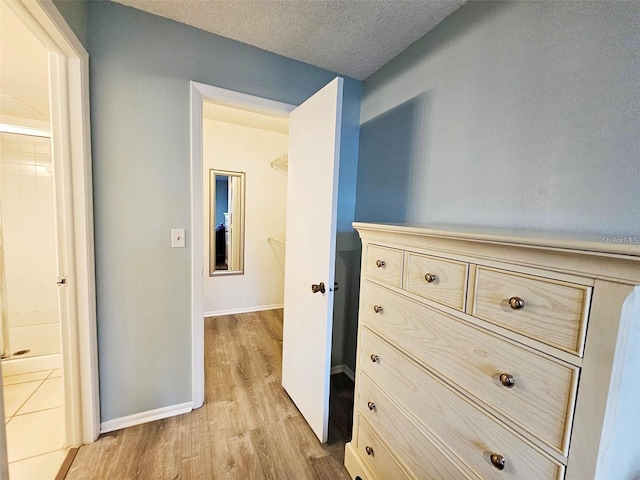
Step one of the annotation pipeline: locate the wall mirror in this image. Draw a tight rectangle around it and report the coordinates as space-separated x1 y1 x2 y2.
210 169 246 275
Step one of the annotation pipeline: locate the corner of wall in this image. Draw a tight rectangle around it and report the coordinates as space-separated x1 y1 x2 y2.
52 0 88 49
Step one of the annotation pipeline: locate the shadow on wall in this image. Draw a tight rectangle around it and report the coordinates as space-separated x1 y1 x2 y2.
341 234 362 370
267 238 286 272
355 91 431 223
332 231 359 370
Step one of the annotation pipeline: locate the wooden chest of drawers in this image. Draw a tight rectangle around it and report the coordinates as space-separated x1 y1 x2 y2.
344 223 640 480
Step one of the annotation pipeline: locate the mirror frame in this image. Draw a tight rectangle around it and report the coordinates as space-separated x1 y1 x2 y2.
209 169 246 276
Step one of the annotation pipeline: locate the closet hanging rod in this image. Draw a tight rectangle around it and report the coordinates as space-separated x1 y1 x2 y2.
270 153 288 168
268 236 286 246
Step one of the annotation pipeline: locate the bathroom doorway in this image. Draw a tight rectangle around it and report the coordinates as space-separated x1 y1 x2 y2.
0 132 59 363
0 0 99 478
0 3 67 476
0 129 66 479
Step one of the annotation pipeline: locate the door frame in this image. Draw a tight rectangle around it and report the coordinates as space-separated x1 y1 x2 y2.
0 0 99 460
189 82 294 407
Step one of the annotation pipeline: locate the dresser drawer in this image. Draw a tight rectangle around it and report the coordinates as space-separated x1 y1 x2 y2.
365 245 403 287
354 415 412 480
362 281 579 456
472 267 591 355
358 367 565 480
405 252 468 310
356 375 475 479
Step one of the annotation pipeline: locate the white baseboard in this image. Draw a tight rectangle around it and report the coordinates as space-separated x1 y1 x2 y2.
331 364 355 381
204 303 284 317
100 401 193 434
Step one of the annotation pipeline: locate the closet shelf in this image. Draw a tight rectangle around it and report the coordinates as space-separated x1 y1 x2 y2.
270 153 288 172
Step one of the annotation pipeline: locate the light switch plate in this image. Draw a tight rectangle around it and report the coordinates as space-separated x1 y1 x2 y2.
171 228 185 248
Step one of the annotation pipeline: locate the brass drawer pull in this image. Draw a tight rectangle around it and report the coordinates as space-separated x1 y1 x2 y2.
375 259 385 268
367 401 376 411
373 304 383 314
424 272 437 283
490 453 506 470
508 296 525 310
499 373 515 388
370 354 379 363
365 446 374 456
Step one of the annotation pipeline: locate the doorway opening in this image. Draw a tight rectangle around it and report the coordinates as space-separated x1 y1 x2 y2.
0 128 67 478
202 101 289 315
189 82 295 409
0 0 99 478
0 4 67 477
190 80 354 449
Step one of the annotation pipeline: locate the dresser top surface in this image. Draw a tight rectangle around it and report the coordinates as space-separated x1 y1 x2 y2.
353 222 640 259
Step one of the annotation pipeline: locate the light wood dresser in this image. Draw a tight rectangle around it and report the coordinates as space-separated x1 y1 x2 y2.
344 223 640 480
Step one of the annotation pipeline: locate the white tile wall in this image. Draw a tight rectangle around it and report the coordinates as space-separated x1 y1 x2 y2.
0 132 59 358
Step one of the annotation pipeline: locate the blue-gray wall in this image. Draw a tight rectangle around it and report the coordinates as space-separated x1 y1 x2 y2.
356 1 640 235
87 1 360 422
332 78 361 372
52 0 87 48
59 0 639 426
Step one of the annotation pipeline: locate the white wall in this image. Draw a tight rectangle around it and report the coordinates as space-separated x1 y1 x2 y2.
203 118 288 315
0 132 58 357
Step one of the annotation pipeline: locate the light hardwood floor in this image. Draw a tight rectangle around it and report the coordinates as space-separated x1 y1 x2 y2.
65 309 353 479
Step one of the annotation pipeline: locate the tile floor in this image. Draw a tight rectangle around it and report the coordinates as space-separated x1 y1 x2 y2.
3 368 67 479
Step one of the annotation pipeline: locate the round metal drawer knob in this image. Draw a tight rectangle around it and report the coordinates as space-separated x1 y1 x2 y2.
367 401 376 411
490 453 506 470
373 304 383 314
370 354 379 363
500 373 515 388
365 446 374 456
375 259 385 268
508 296 525 310
424 272 437 283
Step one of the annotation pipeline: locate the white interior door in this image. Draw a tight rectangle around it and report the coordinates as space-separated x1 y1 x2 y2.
282 77 343 443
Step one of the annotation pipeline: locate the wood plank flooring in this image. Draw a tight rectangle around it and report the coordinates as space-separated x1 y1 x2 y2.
64 309 353 479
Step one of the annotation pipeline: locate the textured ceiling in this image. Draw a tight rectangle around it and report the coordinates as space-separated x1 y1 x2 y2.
111 0 466 80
